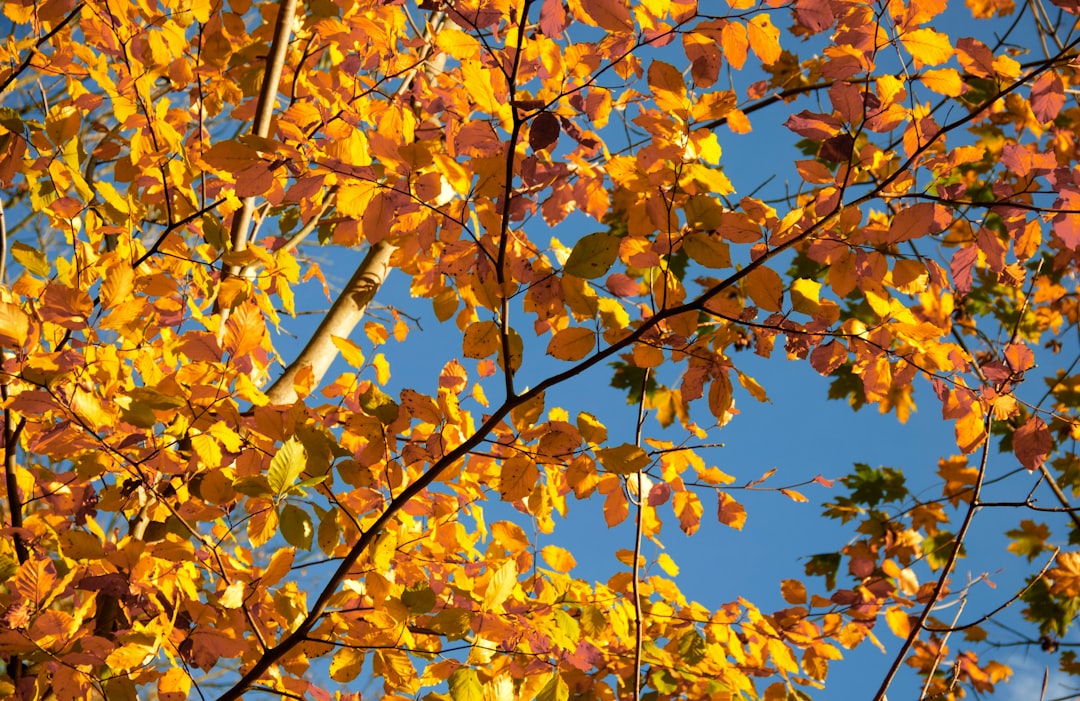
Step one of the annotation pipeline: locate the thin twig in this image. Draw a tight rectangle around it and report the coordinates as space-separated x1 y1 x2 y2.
631 368 649 701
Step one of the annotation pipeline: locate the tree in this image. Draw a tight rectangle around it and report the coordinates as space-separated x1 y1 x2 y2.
1 0 1080 697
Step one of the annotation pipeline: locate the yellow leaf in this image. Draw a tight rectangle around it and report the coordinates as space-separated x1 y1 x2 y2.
106 642 154 673
547 326 595 361
790 278 822 315
220 581 245 609
373 353 390 385
657 552 679 577
596 443 651 474
920 67 964 96
767 638 799 674
158 668 191 701
901 28 954 68
331 335 366 368
330 647 366 683
482 559 517 611
886 607 911 638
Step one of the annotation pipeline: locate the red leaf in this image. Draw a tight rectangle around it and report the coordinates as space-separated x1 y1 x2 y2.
783 110 843 140
647 482 671 506
539 0 569 37
1031 71 1065 124
794 0 835 33
529 111 560 152
606 273 639 297
810 340 847 376
717 491 746 530
1049 0 1080 13
889 202 951 243
1014 416 1053 471
950 245 978 295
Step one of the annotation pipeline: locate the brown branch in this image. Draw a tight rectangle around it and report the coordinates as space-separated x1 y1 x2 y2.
215 14 1080 701
630 368 649 701
924 548 1059 634
871 410 993 701
0 3 85 98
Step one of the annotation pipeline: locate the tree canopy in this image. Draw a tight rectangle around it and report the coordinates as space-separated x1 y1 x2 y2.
1 0 1080 698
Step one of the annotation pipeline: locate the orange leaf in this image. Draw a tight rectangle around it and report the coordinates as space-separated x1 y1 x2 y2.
781 579 807 604
648 60 686 113
547 326 595 361
541 545 577 572
717 491 746 530
0 301 30 348
223 302 265 359
747 15 781 65
577 0 633 32
463 320 501 359
745 265 784 312
673 489 702 534
1050 552 1080 597
720 21 749 70
14 556 56 608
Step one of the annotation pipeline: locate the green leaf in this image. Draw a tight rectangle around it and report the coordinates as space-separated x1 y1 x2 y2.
843 463 908 507
279 503 313 550
609 360 658 404
536 673 569 701
268 437 308 496
924 531 963 570
564 232 619 279
233 475 273 499
1006 520 1050 562
0 553 18 583
448 667 483 701
315 504 341 555
402 583 436 614
360 384 400 425
805 552 841 590
678 629 707 666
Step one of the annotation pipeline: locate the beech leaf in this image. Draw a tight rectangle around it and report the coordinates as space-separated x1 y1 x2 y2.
1014 416 1053 471
564 232 619 279
268 438 308 496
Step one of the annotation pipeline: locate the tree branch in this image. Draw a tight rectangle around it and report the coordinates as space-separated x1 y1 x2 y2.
264 241 395 405
216 0 299 325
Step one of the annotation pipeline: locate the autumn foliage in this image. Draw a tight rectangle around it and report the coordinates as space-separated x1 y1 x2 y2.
1 0 1080 697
